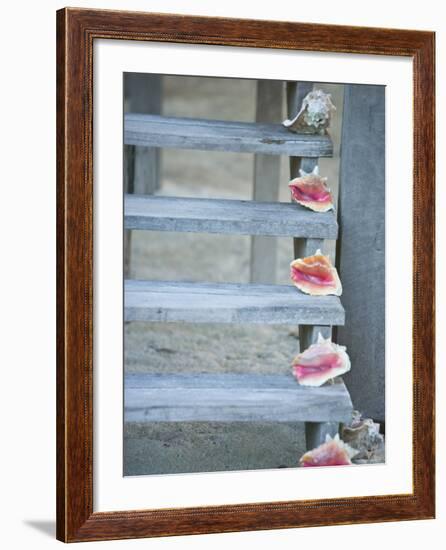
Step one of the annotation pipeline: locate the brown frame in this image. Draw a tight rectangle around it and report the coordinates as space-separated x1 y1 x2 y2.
56 7 435 542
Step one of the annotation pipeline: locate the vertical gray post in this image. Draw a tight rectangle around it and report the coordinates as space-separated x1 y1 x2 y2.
124 73 162 194
124 74 162 278
250 80 283 283
336 84 385 422
305 422 340 451
286 82 315 259
287 82 340 449
287 83 320 341
123 145 135 278
297 238 339 450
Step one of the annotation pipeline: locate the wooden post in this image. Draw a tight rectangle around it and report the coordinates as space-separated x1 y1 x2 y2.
124 73 162 194
305 422 340 451
287 82 341 448
296 238 339 449
287 82 316 258
287 82 320 338
123 145 135 278
250 80 283 283
124 74 162 277
336 84 385 422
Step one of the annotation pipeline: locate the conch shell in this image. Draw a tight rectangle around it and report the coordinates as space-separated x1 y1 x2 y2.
283 89 336 135
292 333 351 387
299 434 358 467
341 412 385 464
289 166 334 212
290 249 342 296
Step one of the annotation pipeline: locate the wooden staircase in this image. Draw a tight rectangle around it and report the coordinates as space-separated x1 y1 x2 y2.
124 81 353 452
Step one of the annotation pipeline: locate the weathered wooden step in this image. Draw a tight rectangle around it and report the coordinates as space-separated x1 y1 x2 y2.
124 114 333 157
124 373 353 423
125 195 338 239
125 280 345 325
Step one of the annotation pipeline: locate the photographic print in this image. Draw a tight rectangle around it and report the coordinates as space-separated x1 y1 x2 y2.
57 9 434 541
123 74 385 476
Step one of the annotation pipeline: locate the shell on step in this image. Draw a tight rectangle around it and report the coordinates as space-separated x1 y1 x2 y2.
292 333 351 387
299 434 358 467
289 166 334 212
290 249 342 296
283 89 336 135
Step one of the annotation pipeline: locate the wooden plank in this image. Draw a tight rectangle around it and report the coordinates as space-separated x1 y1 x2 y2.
124 373 353 423
124 195 338 239
336 84 385 421
124 280 345 325
124 113 333 157
251 81 283 283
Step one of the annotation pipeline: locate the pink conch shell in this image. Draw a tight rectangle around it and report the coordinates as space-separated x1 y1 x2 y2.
290 249 342 296
292 333 351 387
299 434 358 467
289 166 334 212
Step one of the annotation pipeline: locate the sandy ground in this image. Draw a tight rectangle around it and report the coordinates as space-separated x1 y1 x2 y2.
125 323 299 375
124 75 346 476
125 422 305 476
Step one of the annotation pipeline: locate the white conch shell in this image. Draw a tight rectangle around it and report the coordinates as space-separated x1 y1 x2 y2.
283 89 336 134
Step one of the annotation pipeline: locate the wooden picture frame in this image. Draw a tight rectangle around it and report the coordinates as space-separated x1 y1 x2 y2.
56 7 435 542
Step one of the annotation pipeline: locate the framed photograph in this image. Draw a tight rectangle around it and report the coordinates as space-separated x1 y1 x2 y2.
56 7 435 542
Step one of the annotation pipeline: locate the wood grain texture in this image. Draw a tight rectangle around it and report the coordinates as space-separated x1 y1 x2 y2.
125 113 333 157
125 279 345 325
124 374 353 423
57 8 93 542
336 85 385 420
125 194 338 238
57 7 435 542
